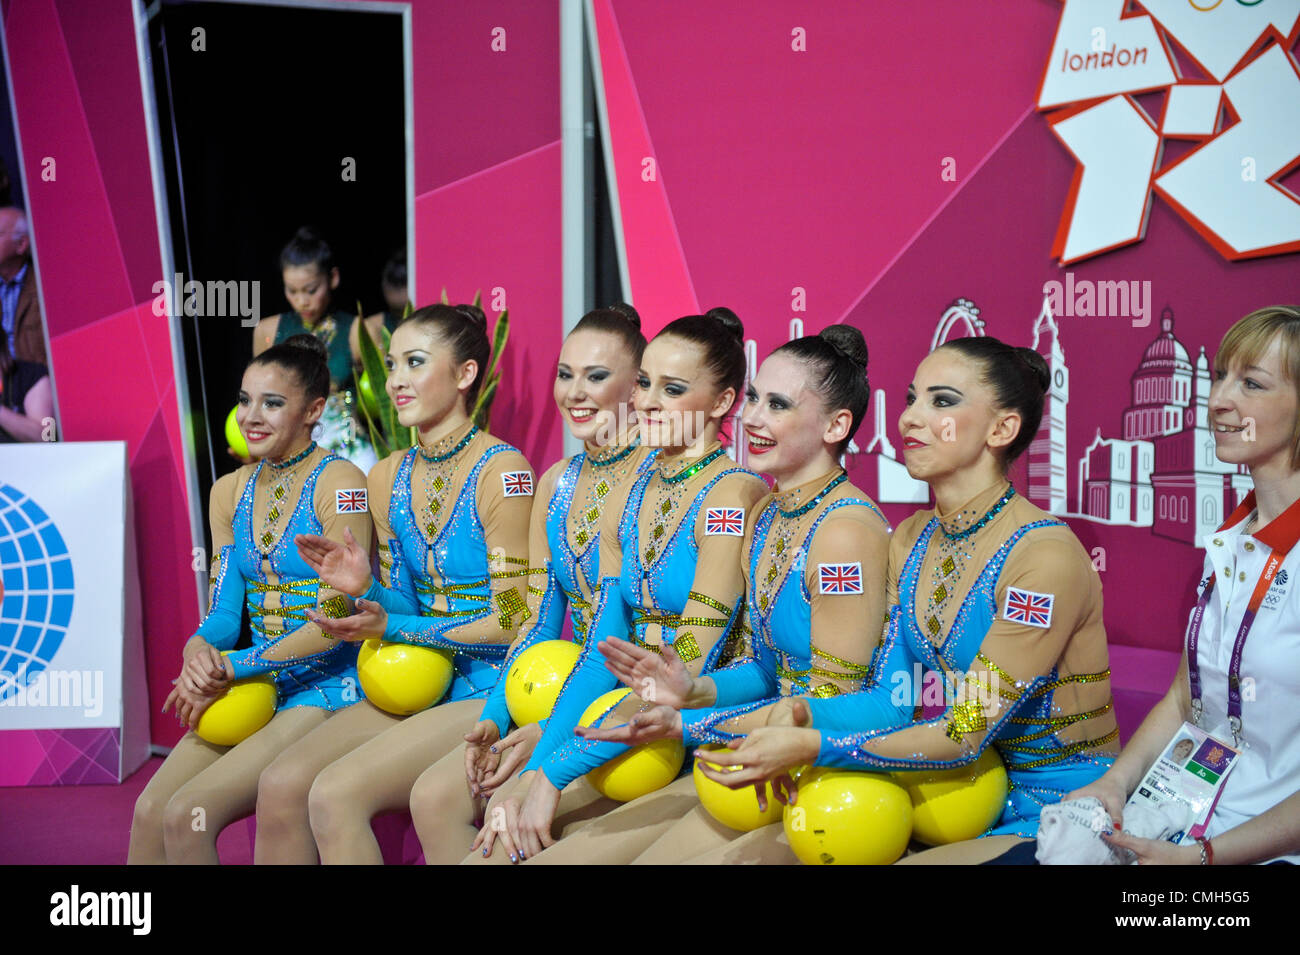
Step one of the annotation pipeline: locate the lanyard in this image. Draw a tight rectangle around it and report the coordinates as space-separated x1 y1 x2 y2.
1185 536 1292 746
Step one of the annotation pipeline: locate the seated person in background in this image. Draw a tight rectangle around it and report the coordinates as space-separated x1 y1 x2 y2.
0 326 53 442
364 248 410 343
0 206 46 367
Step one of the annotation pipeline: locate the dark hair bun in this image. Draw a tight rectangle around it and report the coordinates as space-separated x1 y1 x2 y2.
1015 347 1050 393
453 303 487 328
608 301 642 329
705 306 744 343
819 325 868 372
283 332 329 362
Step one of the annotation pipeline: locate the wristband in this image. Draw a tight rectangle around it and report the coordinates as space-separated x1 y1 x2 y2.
1196 836 1214 866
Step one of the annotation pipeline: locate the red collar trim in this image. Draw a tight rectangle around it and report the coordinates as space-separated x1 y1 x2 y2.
1220 491 1300 554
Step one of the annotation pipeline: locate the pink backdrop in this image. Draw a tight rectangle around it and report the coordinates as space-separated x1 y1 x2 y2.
593 0 1300 727
3 0 562 750
4 0 1296 755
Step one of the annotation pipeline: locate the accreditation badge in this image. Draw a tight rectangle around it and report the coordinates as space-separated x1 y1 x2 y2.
1122 722 1242 846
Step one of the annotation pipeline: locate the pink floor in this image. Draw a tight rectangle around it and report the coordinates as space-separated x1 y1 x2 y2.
0 755 425 865
0 647 1177 865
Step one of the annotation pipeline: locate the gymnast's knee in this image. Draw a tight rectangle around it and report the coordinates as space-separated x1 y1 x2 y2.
161 791 213 854
307 765 362 841
257 753 317 826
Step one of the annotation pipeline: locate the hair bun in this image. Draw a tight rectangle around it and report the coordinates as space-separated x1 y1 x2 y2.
453 303 487 328
607 302 642 330
1014 347 1051 394
819 325 868 372
282 332 329 362
704 306 744 343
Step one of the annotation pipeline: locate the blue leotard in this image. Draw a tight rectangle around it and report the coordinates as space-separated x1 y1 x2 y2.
819 517 1116 837
197 454 362 710
526 461 765 788
679 495 916 743
362 442 525 702
478 448 658 735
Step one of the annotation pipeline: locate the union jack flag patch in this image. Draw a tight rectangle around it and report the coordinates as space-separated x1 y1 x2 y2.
704 507 744 536
336 488 368 513
501 471 534 497
817 562 863 595
1003 587 1054 628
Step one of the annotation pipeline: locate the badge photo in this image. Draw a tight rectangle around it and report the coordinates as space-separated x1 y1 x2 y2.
704 507 744 536
336 488 367 513
501 470 534 497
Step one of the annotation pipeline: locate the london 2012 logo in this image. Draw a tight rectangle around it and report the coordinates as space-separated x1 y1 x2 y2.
1037 0 1300 263
0 484 75 702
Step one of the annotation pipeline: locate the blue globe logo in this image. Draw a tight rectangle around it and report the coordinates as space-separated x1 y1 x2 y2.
0 484 75 702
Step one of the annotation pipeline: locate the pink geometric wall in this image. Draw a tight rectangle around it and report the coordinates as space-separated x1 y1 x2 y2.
593 0 1300 733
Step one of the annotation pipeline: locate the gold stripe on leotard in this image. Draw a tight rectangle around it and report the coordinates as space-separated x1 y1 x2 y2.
686 591 734 617
997 727 1119 767
1004 700 1113 734
811 645 870 678
1023 668 1111 699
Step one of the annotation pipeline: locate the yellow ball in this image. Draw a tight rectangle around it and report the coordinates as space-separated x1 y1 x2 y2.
892 747 1009 846
693 744 784 832
225 406 249 458
783 766 913 865
195 676 277 746
505 639 582 727
357 638 454 715
579 688 685 802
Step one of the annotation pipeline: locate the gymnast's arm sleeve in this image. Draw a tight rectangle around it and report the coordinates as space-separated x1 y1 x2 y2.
226 460 377 679
682 507 895 743
703 507 776 707
192 472 246 651
479 460 565 736
535 473 768 787
524 490 632 777
804 510 914 732
358 454 421 617
816 534 1099 771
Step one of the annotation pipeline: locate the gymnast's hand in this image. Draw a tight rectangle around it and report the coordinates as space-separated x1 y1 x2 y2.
694 726 820 798
477 722 543 797
295 527 372 597
574 702 682 745
464 719 502 798
472 780 526 863
765 696 812 728
305 598 387 642
163 678 221 731
598 636 700 709
511 773 562 862
180 640 231 695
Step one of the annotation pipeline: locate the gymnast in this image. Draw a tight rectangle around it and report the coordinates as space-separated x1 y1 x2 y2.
405 305 657 862
686 335 1119 864
574 324 916 863
128 335 373 864
252 304 533 863
467 308 768 864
